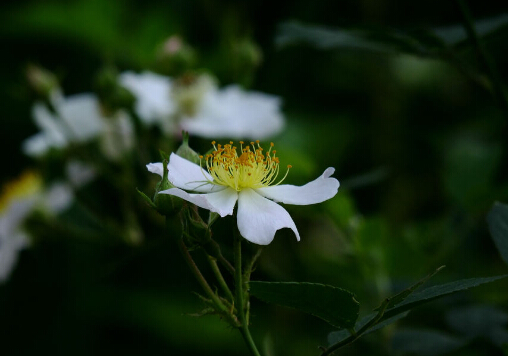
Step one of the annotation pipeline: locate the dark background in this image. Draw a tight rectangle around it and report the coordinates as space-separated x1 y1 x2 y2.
1 1 508 355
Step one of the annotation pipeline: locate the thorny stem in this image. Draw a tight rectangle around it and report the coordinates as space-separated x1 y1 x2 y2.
234 230 262 356
188 205 235 275
170 217 239 327
243 245 263 325
207 254 235 303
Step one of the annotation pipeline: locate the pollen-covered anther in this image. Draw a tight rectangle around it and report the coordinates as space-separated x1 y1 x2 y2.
201 140 291 191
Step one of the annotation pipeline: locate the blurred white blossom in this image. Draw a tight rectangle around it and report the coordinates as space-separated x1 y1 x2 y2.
0 172 73 283
22 93 104 157
120 71 284 139
100 110 135 161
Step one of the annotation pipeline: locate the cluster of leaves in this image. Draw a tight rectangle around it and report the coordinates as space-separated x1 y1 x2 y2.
248 202 508 354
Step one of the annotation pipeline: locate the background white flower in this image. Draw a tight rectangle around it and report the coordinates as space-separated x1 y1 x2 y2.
120 71 284 139
0 173 74 283
22 93 104 157
148 146 339 245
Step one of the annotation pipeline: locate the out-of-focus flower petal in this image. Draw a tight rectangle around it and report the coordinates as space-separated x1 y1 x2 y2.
180 85 284 139
119 71 175 126
57 93 104 142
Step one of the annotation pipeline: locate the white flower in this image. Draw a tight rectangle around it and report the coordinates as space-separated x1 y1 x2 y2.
99 110 135 161
147 141 339 245
22 93 104 157
0 172 73 283
120 71 284 139
66 160 97 187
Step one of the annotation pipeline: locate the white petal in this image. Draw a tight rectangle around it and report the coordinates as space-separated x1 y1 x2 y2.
22 132 50 157
57 93 104 142
256 168 340 205
146 162 164 177
0 229 29 283
237 188 299 245
180 85 284 139
168 153 222 193
159 187 237 217
66 160 96 187
44 182 74 213
119 71 175 126
32 103 68 148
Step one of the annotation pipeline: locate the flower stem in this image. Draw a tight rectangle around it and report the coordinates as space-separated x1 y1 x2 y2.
320 298 390 356
170 217 239 327
207 254 235 302
234 231 262 356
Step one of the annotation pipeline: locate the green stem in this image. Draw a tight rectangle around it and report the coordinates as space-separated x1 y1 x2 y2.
320 299 390 356
243 245 263 325
171 217 239 327
207 254 235 302
234 232 262 356
456 0 508 119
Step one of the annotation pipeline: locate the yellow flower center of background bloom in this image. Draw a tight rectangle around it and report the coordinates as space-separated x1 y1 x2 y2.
200 140 291 191
0 171 42 213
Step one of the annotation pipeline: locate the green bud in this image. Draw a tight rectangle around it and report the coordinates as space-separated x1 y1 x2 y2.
176 132 201 165
155 35 197 76
153 158 183 216
26 64 59 100
185 209 224 260
94 66 135 115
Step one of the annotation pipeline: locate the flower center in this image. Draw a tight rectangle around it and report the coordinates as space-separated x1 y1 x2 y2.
0 171 42 213
172 72 215 116
200 140 291 191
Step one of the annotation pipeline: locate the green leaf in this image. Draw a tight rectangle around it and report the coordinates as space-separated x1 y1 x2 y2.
382 275 508 321
487 202 508 266
276 15 508 57
328 311 409 345
249 281 359 329
375 266 445 311
136 188 157 208
326 275 506 351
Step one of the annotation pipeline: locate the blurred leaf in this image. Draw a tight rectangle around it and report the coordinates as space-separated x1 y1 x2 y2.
276 21 426 55
432 13 508 46
249 281 359 329
487 202 508 266
392 329 467 356
382 275 507 321
0 0 178 67
446 304 508 346
443 138 502 210
276 14 508 58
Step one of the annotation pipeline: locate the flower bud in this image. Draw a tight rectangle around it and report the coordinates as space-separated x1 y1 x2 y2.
175 132 200 165
26 64 59 101
155 35 197 76
94 66 135 115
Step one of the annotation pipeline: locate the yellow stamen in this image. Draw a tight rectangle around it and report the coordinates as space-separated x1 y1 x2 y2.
0 171 42 213
201 140 291 191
